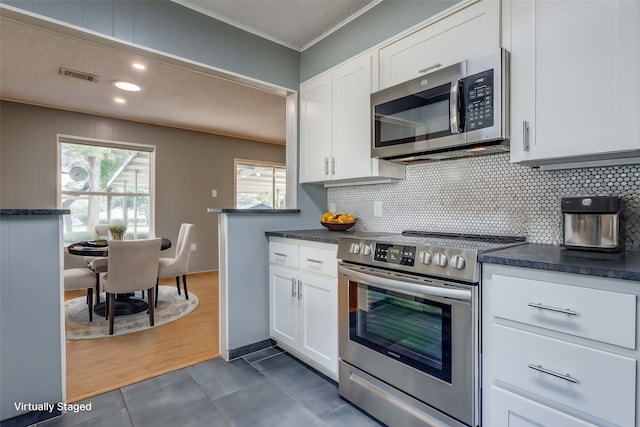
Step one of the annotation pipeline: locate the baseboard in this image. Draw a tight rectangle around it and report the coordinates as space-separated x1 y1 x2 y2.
228 339 275 360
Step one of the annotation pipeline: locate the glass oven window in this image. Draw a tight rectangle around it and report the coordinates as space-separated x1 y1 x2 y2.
374 83 453 147
348 282 452 383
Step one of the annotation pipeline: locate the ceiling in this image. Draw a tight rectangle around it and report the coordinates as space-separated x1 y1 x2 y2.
0 1 379 145
173 0 379 51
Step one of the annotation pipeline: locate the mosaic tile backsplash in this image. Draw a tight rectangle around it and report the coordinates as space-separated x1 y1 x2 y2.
327 153 640 250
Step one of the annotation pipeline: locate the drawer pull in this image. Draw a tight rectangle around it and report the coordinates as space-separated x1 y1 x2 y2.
306 258 324 264
528 364 578 384
419 63 442 74
274 252 288 258
528 302 577 316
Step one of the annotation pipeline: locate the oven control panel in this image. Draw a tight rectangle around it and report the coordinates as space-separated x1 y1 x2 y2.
338 237 479 283
374 244 415 266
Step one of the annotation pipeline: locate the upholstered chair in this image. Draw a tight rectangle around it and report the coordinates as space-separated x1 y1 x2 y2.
64 247 99 322
102 238 161 335
156 223 195 307
85 225 109 303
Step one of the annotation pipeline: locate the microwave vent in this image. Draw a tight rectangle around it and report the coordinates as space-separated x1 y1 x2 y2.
59 67 98 83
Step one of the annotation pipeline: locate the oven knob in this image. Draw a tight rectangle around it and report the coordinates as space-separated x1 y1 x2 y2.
418 251 432 265
350 243 360 254
361 244 371 256
450 255 466 270
433 253 448 267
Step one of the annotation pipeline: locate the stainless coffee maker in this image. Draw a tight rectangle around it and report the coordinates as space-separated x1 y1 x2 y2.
561 196 623 252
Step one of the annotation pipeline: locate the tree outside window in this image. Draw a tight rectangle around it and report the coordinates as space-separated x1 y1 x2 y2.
235 160 286 209
59 137 154 243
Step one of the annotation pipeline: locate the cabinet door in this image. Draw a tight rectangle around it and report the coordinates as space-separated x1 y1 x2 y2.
379 0 499 89
331 52 375 181
508 0 640 164
298 273 338 376
489 386 598 427
299 73 332 183
269 265 298 349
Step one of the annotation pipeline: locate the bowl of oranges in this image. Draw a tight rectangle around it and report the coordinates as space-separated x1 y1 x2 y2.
321 212 356 231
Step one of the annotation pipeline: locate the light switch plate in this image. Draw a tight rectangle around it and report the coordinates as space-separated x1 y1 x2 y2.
373 201 383 217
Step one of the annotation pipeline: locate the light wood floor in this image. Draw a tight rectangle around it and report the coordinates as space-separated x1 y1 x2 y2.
64 271 220 403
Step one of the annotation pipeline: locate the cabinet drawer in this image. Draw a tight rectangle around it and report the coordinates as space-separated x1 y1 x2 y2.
492 325 635 427
269 242 298 268
379 0 499 88
299 246 337 277
490 274 636 349
489 386 598 427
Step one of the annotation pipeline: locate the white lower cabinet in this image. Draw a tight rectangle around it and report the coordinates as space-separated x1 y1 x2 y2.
269 238 338 380
482 264 638 427
490 387 598 427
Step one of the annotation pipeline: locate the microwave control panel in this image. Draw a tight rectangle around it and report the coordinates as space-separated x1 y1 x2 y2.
463 69 494 131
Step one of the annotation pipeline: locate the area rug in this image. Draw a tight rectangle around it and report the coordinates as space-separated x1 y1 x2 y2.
65 286 199 340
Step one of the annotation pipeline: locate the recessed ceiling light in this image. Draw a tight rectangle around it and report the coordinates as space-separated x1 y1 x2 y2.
132 63 146 70
113 81 141 92
114 97 126 104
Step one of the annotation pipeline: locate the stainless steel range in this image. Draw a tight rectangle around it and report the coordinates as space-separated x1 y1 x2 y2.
337 231 525 427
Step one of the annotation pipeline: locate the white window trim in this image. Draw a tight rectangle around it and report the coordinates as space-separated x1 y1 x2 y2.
57 134 157 238
233 158 286 209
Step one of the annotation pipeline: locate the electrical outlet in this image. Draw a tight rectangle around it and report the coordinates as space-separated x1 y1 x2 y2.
373 201 383 217
328 202 336 213
190 243 197 251
211 189 217 197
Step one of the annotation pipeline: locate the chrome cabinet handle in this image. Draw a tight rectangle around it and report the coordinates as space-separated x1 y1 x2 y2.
528 364 578 384
324 157 329 176
419 63 442 74
297 280 302 300
274 252 287 257
331 157 335 176
306 258 324 264
291 278 296 297
528 302 577 316
450 82 460 134
522 121 530 151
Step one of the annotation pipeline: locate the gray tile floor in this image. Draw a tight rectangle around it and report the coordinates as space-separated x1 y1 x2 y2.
35 347 385 427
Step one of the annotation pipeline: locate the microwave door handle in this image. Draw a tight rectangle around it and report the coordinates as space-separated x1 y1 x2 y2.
338 264 471 302
450 81 461 134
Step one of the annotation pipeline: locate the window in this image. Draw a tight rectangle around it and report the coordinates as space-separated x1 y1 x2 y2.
235 160 286 209
58 136 155 243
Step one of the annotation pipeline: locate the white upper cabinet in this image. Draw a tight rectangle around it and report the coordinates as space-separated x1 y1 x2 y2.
506 0 640 167
299 51 405 186
299 73 332 183
379 0 500 89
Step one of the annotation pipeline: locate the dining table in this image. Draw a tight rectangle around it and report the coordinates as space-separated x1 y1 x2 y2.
67 237 172 317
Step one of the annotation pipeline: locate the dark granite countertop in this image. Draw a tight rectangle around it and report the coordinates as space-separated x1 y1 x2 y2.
479 243 640 281
208 208 300 214
1 209 70 216
265 229 387 245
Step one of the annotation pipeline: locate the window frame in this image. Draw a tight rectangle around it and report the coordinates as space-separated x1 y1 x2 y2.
57 134 156 240
233 158 286 209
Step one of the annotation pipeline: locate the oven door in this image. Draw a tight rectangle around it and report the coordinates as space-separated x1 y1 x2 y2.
338 262 478 426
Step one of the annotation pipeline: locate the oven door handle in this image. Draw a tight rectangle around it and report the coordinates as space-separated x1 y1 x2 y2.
338 265 472 302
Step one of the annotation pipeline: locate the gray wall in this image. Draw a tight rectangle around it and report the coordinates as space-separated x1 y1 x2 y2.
1 214 64 420
1 0 300 90
300 0 457 81
0 101 286 272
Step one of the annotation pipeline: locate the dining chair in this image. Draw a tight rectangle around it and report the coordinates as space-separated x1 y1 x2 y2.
102 238 161 335
64 247 99 322
156 223 194 307
85 225 109 304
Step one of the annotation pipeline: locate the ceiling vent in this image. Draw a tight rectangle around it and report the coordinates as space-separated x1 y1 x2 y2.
59 67 98 83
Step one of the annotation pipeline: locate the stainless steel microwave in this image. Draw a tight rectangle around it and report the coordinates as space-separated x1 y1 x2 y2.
371 48 509 162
